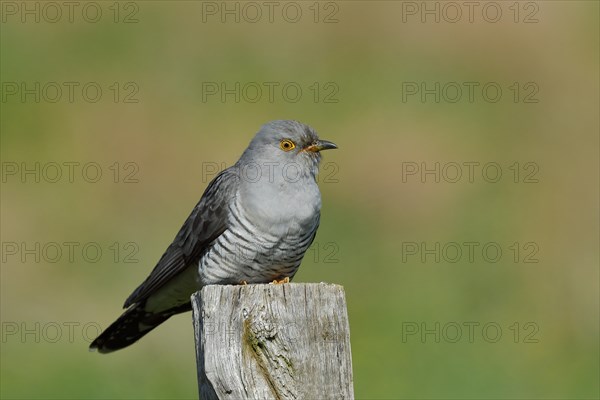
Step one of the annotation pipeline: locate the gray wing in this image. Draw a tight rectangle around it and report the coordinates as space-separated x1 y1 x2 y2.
123 168 238 308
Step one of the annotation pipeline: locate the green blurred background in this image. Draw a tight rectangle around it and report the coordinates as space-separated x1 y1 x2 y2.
1 1 598 399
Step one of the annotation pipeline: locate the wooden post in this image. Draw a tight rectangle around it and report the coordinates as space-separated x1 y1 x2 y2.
191 283 354 400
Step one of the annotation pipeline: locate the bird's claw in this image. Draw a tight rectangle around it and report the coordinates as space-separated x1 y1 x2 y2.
270 277 290 284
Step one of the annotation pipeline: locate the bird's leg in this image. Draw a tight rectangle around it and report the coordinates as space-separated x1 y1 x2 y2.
239 280 248 285
270 277 290 284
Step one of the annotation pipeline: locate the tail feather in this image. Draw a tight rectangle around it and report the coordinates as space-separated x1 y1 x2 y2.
90 302 190 353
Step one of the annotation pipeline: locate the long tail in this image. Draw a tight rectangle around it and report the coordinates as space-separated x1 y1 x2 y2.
89 302 190 353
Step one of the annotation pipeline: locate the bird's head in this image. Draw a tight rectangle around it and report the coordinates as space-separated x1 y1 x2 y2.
240 120 337 180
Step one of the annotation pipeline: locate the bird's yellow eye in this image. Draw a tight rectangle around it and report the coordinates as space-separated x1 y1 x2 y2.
280 139 296 151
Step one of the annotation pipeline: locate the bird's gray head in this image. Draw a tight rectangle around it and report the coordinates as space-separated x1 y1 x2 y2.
238 120 337 181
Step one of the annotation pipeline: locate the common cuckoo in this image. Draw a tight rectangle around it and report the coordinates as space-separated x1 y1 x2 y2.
90 120 337 353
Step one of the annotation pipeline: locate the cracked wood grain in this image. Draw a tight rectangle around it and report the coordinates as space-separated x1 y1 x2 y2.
192 283 354 400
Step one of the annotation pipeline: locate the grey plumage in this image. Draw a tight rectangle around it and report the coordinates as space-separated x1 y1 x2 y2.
90 120 337 353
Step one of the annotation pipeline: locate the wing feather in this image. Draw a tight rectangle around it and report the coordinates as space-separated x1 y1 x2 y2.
123 168 238 308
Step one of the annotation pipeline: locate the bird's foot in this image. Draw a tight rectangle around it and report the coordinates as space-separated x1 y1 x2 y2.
239 280 248 285
270 277 290 284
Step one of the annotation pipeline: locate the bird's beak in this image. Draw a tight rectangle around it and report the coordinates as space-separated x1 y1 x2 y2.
304 140 338 153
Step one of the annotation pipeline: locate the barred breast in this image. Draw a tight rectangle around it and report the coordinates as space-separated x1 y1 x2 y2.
198 193 320 285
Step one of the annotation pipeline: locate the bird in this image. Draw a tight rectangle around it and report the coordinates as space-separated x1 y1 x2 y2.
90 120 337 353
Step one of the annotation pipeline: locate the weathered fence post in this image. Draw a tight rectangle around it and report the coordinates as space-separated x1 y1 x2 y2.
191 283 354 400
